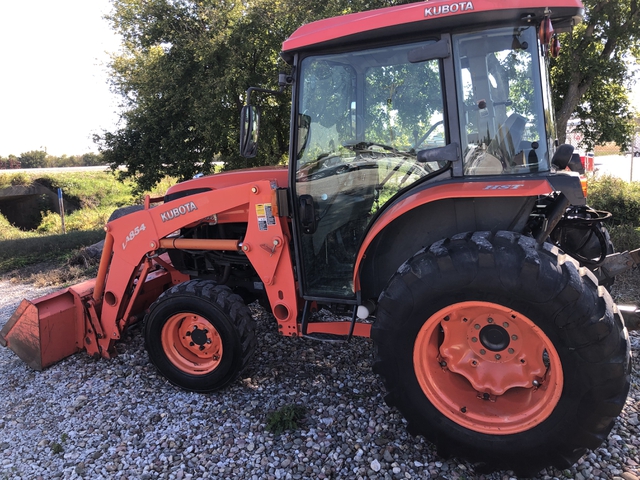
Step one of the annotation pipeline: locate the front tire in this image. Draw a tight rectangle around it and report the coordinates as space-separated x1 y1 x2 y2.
372 231 630 475
144 280 256 392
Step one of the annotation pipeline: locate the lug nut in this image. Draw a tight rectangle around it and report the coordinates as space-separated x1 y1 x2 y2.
480 349 486 355
495 354 501 360
487 317 494 323
471 337 478 343
440 361 447 367
503 322 509 328
189 342 195 347
508 348 514 354
511 334 518 340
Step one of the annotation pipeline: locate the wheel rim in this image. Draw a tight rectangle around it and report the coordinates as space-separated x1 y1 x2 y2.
161 313 223 374
413 301 563 435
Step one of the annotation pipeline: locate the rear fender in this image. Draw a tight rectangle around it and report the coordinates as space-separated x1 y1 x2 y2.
354 178 555 300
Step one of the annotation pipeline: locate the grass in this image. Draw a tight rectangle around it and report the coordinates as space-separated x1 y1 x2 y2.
0 172 178 282
265 404 307 435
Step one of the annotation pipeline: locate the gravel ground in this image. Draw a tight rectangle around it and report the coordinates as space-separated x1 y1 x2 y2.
1 279 639 480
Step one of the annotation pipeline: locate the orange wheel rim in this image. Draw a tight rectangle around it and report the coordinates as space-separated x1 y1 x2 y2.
413 301 563 435
161 313 223 374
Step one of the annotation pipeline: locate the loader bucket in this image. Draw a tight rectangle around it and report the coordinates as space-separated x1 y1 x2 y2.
0 279 95 370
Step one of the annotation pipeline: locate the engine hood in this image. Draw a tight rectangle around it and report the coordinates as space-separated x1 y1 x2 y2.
165 166 289 200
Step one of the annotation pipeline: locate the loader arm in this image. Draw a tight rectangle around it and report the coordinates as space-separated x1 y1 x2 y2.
1 180 299 369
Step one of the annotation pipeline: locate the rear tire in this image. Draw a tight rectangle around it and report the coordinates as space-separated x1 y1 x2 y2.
372 231 630 475
144 280 256 392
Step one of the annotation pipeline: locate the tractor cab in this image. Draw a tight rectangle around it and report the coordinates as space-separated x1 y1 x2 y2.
242 0 583 301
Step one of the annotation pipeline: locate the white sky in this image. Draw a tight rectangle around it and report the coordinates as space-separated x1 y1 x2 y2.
0 2 639 158
0 0 120 157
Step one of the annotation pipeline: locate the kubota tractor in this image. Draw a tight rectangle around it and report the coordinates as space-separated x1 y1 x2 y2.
2 0 639 474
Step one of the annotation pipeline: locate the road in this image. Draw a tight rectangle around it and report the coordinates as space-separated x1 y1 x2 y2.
0 165 113 174
592 154 640 182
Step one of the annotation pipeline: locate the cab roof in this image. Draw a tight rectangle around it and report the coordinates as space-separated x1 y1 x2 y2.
281 0 583 62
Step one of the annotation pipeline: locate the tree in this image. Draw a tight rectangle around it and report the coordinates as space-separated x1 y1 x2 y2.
99 0 638 190
96 0 397 192
18 150 47 169
551 0 640 149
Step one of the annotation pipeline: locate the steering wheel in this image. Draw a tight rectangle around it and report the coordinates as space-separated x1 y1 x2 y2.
415 120 444 150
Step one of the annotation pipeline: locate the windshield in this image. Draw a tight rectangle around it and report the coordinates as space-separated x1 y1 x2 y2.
295 40 447 297
297 40 445 168
453 26 549 175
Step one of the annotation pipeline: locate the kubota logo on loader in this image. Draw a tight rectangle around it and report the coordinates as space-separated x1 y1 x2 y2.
425 2 474 17
160 201 198 222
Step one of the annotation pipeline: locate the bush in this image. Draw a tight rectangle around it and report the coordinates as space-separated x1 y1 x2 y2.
0 173 31 188
37 208 112 234
588 175 640 227
608 225 640 252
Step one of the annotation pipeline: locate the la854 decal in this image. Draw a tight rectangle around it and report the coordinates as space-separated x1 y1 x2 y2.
122 223 147 250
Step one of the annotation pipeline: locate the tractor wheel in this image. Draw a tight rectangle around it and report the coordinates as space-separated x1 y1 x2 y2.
144 279 256 392
372 231 630 475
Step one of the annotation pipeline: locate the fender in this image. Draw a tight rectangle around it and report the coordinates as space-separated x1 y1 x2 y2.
353 177 557 298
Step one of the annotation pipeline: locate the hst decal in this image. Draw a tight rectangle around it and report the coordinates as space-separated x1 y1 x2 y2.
484 184 525 190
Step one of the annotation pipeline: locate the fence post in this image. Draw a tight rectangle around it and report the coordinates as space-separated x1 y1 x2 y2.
58 188 66 234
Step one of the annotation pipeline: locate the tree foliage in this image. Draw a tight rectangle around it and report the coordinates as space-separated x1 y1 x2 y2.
18 150 47 169
96 0 398 192
98 0 640 191
551 0 640 149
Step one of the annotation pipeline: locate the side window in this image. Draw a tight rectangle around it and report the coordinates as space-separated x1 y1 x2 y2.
364 60 444 151
454 27 549 175
297 62 356 161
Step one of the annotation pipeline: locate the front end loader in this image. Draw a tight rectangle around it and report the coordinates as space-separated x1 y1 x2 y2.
2 0 640 475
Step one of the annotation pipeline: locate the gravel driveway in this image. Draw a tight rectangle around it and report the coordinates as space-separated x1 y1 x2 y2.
1 279 639 480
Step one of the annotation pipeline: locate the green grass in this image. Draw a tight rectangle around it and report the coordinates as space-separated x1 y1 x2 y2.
0 172 178 275
265 404 306 435
0 230 105 273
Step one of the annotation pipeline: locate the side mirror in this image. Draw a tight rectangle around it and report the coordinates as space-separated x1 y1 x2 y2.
240 105 260 158
551 144 574 170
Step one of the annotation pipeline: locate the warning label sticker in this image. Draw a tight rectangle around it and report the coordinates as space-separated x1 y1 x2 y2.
256 203 275 231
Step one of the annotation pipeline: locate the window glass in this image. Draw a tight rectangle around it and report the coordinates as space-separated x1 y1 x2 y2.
296 41 446 297
453 27 549 175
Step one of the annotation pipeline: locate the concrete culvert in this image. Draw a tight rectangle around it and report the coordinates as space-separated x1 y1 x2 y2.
0 183 79 230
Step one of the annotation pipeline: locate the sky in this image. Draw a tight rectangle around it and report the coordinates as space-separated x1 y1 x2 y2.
0 2 639 158
0 1 121 157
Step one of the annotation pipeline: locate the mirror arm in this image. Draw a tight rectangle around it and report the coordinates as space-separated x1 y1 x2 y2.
245 74 292 105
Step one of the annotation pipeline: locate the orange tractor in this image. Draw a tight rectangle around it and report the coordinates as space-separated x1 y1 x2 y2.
2 0 639 474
